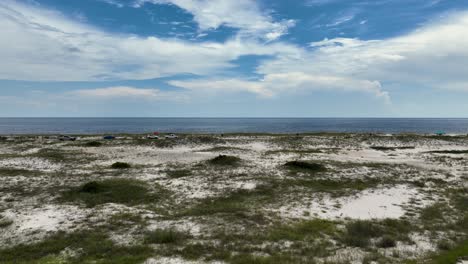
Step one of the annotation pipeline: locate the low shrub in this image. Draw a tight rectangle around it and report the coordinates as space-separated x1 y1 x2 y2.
85 141 102 147
209 155 241 166
284 161 326 172
111 162 131 169
61 179 158 207
144 229 187 244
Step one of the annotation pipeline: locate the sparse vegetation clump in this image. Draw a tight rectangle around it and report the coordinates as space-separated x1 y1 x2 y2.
85 141 102 147
144 229 188 244
60 179 159 207
209 155 241 166
284 161 326 173
0 230 153 264
0 168 40 177
371 146 415 151
165 169 192 179
0 218 13 228
342 219 412 248
111 162 131 169
268 219 336 241
428 150 468 154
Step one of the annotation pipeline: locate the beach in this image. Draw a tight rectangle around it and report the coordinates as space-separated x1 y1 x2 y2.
0 133 467 263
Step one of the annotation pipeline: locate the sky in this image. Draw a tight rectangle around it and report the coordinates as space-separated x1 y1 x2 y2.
1 0 468 117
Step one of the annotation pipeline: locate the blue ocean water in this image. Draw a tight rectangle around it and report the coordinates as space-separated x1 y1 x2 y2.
0 118 467 135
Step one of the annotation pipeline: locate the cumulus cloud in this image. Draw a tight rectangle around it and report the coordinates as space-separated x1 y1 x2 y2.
133 0 296 40
170 72 390 103
0 0 299 81
2 0 468 105
169 11 468 102
70 86 189 102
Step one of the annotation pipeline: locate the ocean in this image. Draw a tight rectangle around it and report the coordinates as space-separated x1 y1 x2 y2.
0 118 467 135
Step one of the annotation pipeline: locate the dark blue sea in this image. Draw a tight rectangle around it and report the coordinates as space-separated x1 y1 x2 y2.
0 118 467 135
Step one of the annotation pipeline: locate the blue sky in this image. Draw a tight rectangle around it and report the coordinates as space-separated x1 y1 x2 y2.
1 0 468 117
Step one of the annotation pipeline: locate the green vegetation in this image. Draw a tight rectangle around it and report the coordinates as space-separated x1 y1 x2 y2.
371 146 415 151
284 161 326 173
85 141 102 147
144 229 188 244
420 203 446 223
431 240 468 264
182 185 274 216
0 218 13 228
428 150 468 154
343 219 412 248
165 169 192 179
0 230 153 264
282 177 382 195
60 179 160 207
267 219 336 241
265 149 324 155
33 148 68 162
0 168 40 177
209 155 241 166
200 146 245 152
111 162 131 169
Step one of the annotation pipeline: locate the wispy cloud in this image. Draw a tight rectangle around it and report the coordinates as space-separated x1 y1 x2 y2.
0 0 300 81
132 0 296 40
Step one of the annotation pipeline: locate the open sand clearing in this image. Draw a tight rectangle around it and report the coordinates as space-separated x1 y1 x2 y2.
0 133 467 263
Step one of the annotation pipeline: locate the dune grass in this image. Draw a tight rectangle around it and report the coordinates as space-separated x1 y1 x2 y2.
144 229 188 244
431 239 468 264
111 162 131 169
0 230 153 264
60 179 159 207
283 161 326 173
85 141 103 147
209 155 242 166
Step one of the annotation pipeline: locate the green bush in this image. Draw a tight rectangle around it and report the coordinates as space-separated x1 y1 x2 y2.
284 161 326 172
377 235 397 248
144 229 187 244
209 155 241 166
111 162 131 169
85 141 102 147
61 179 157 207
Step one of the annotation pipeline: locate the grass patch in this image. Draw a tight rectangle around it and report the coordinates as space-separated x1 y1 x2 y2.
342 219 412 248
267 219 336 241
0 218 13 228
428 150 468 154
208 155 241 166
371 146 415 151
420 203 446 223
200 146 245 152
33 148 68 162
284 161 326 173
182 185 274 216
85 141 102 147
144 229 188 244
111 162 131 169
265 149 324 155
0 230 153 264
165 169 192 179
0 168 41 177
431 239 468 264
281 177 382 195
60 179 159 207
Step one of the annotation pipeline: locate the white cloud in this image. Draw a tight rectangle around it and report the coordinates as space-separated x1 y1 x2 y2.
169 11 468 102
70 86 190 102
0 0 299 81
170 72 390 103
72 87 160 98
133 0 295 40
